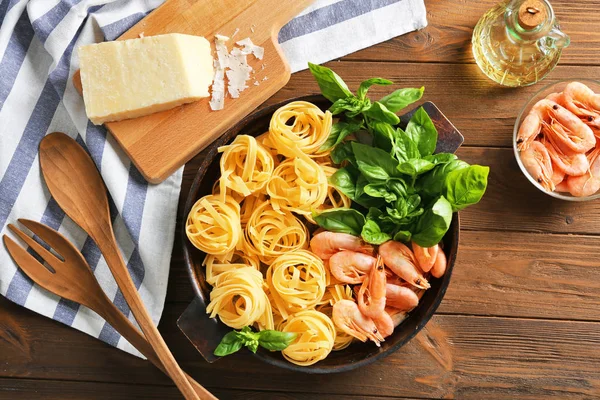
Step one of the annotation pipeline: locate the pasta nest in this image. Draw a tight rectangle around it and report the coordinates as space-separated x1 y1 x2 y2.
218 134 275 197
266 249 327 320
268 101 332 158
280 309 336 366
203 250 260 285
186 194 241 259
206 267 274 330
243 200 309 265
266 155 328 216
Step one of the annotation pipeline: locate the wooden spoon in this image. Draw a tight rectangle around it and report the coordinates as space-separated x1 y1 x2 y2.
3 219 215 399
39 132 199 400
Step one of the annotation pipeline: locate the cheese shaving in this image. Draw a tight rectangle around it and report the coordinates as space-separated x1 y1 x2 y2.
236 38 264 60
209 34 265 111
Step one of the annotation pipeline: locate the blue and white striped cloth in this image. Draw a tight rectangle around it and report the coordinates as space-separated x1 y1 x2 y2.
0 0 427 357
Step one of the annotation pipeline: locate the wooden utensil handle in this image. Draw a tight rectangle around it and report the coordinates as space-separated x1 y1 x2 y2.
96 292 215 399
97 238 199 400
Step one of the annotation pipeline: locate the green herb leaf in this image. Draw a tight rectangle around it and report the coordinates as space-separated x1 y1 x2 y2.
329 97 371 117
405 107 438 157
424 153 457 165
417 159 470 199
364 182 397 203
357 78 393 100
361 219 392 245
392 128 420 162
320 121 362 152
329 167 358 200
314 208 366 236
258 330 298 351
393 230 412 242
364 101 401 125
444 165 490 212
352 142 400 182
330 141 356 166
369 121 396 153
214 331 244 357
397 158 436 177
308 62 353 102
411 196 453 247
379 87 424 113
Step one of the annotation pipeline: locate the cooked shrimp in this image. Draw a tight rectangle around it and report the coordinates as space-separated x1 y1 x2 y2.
517 99 551 150
357 255 386 319
329 251 376 284
386 284 419 311
431 249 447 278
379 241 430 289
551 163 566 185
546 92 562 102
561 82 600 128
520 141 555 192
332 299 384 346
310 231 374 260
566 148 600 197
541 102 596 154
555 180 570 193
411 242 439 272
373 312 394 339
542 138 589 176
386 307 407 328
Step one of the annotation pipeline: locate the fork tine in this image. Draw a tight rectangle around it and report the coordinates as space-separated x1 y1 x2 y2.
18 219 82 265
7 223 62 272
3 235 55 283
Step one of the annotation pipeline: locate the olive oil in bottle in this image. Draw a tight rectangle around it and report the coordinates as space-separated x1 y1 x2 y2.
472 0 570 87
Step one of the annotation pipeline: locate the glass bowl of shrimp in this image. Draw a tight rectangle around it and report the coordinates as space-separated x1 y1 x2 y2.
514 78 600 201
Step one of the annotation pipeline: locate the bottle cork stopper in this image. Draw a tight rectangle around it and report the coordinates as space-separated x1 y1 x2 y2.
518 0 547 30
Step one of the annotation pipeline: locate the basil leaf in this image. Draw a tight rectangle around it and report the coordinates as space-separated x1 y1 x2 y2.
329 98 371 117
314 208 366 236
417 159 470 199
364 101 400 125
411 196 453 247
308 62 353 102
369 121 395 153
329 167 358 200
320 121 362 152
397 158 436 177
258 330 298 351
405 107 438 157
361 219 391 245
393 128 420 162
331 141 356 166
393 230 412 242
379 87 424 113
357 78 393 100
366 208 396 233
424 153 457 165
214 331 243 357
353 176 386 208
387 178 408 197
352 142 400 182
364 183 397 203
444 165 490 212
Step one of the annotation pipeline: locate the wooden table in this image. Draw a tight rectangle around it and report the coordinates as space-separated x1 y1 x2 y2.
2 0 600 398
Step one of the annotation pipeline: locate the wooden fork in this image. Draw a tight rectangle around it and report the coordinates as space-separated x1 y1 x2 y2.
2 219 216 400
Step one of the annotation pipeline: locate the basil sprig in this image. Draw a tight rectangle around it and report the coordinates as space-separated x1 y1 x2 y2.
214 327 297 357
308 63 489 247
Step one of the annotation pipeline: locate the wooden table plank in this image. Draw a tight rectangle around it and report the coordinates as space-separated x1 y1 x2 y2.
2 297 600 399
344 0 600 66
0 379 407 400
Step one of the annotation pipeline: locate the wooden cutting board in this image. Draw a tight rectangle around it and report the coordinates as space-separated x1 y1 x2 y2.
73 0 314 183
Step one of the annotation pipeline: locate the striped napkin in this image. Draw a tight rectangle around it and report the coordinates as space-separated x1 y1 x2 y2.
0 0 427 357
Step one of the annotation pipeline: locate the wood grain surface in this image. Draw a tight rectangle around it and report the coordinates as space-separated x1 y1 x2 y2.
3 0 600 398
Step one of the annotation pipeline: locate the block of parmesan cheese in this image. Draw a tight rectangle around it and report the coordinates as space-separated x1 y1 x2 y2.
78 33 213 125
